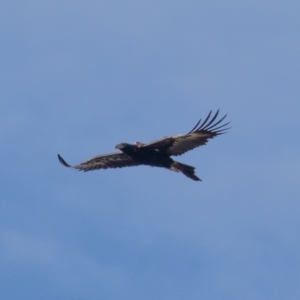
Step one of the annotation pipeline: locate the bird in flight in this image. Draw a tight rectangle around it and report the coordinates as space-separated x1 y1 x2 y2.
58 110 229 181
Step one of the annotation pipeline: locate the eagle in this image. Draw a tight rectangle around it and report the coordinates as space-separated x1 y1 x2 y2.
58 110 229 181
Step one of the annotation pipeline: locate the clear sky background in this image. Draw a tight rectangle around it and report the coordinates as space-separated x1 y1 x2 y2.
1 1 300 299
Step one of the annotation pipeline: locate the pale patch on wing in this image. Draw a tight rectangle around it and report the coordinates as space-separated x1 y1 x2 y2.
167 132 219 156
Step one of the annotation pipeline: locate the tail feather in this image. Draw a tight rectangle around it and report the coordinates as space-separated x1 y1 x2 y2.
170 161 201 181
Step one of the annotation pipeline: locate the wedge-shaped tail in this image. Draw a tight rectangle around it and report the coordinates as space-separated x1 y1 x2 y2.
170 161 201 181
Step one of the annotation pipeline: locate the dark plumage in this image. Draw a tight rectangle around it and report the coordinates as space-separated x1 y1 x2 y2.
58 110 230 181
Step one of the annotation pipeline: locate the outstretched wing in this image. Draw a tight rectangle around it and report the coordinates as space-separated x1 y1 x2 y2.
57 152 140 171
144 110 230 156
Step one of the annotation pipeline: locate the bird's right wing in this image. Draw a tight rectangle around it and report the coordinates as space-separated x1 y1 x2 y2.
57 152 140 172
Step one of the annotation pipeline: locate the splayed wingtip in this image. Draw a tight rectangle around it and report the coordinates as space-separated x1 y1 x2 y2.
57 154 72 168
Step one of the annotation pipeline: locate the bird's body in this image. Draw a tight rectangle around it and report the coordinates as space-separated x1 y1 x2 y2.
115 143 173 168
58 110 229 181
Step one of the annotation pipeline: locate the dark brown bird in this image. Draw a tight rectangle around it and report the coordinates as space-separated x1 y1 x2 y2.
58 110 229 181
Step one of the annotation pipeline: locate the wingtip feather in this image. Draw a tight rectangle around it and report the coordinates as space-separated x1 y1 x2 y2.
57 154 72 168
195 110 229 134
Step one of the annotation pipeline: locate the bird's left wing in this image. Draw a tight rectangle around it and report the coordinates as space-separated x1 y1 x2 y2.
143 110 230 156
58 152 140 171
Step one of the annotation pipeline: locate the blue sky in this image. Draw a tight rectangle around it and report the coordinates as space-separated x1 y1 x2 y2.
1 1 300 299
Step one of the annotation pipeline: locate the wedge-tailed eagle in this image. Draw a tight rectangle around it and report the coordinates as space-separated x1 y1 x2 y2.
58 110 229 181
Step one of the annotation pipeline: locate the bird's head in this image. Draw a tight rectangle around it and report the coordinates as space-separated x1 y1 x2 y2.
115 143 130 150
